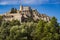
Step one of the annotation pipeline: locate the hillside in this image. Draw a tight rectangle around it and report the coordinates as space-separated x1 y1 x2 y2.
0 6 50 23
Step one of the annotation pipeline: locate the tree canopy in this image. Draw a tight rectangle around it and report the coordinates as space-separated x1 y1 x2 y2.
0 17 59 40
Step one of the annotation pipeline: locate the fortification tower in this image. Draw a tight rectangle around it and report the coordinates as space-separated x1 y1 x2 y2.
20 5 23 11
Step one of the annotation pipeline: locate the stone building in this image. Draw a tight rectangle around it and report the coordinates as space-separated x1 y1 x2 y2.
0 5 50 22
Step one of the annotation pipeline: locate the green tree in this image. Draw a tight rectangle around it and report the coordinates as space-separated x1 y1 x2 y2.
33 20 45 40
0 16 3 26
33 18 59 40
0 20 21 40
10 20 20 26
48 17 59 40
9 25 28 40
25 22 36 40
0 16 59 40
50 17 59 27
0 21 10 40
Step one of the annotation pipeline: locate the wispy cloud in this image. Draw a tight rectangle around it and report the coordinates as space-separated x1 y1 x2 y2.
0 0 49 5
0 2 7 5
0 0 19 5
21 0 49 5
0 0 60 5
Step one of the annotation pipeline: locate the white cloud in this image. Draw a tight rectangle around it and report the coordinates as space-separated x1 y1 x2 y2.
21 0 49 5
0 0 19 5
0 0 49 5
0 0 59 5
0 2 8 5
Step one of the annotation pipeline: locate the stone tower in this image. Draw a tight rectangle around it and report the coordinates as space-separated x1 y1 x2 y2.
20 5 23 11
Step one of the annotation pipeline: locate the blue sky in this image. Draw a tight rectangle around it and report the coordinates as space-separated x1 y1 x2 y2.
0 0 60 22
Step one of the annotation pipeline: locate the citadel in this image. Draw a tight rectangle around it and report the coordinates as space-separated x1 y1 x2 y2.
0 5 50 22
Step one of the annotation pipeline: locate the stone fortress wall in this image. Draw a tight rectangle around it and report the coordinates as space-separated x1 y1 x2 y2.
0 5 50 22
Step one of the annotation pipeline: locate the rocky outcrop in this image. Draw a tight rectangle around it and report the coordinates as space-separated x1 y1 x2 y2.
0 6 50 22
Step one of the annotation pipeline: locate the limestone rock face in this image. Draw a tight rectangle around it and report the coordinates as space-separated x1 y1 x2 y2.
1 6 50 22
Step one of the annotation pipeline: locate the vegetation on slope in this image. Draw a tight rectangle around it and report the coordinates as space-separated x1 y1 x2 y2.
0 16 60 40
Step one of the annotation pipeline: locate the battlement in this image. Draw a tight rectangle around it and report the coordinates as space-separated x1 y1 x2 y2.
20 6 31 11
